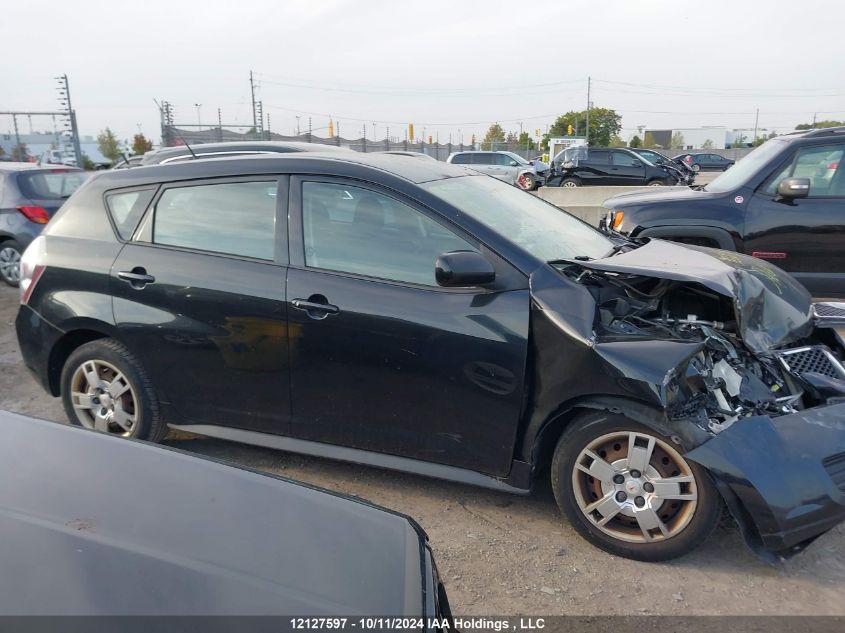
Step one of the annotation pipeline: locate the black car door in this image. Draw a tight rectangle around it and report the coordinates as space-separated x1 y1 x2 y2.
744 142 845 296
285 177 529 476
609 150 647 185
577 149 611 184
109 177 292 433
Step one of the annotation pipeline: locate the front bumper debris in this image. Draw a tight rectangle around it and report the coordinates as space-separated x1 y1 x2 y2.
687 402 845 560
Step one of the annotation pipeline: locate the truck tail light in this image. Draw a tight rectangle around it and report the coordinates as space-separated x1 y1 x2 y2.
20 237 46 306
17 206 50 224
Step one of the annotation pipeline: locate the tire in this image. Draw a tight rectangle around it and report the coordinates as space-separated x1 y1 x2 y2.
691 163 701 173
551 411 720 562
646 179 666 187
560 178 580 188
518 173 536 191
0 239 23 287
60 339 167 442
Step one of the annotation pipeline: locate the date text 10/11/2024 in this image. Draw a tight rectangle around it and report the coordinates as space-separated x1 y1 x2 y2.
289 617 547 631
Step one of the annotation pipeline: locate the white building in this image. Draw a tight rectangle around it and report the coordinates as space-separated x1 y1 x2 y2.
642 127 728 150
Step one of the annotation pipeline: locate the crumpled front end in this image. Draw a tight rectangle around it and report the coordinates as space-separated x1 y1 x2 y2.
541 240 845 558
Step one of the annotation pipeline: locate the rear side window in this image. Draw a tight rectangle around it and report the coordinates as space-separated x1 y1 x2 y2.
16 170 87 200
106 188 155 239
450 154 471 165
586 150 610 164
153 181 277 260
472 154 494 165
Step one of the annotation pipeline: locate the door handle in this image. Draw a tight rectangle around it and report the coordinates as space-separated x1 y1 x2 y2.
118 268 155 289
292 297 340 319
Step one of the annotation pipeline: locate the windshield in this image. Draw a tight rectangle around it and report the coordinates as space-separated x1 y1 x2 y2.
421 175 613 261
705 139 787 193
16 170 87 200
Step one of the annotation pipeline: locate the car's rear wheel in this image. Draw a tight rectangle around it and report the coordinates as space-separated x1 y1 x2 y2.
518 173 536 191
0 240 23 287
60 339 166 442
551 411 720 561
560 177 580 188
646 179 666 186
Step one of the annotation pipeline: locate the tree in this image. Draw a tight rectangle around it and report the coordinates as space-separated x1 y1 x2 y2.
481 123 506 150
609 134 626 147
132 133 153 155
629 135 642 148
643 132 659 149
96 128 121 162
517 131 535 150
752 131 777 146
796 120 843 130
731 134 747 148
545 107 622 147
702 139 714 149
81 153 96 171
10 143 29 161
670 132 685 149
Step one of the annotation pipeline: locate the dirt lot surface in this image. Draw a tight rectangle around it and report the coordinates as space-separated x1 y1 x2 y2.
2 282 844 615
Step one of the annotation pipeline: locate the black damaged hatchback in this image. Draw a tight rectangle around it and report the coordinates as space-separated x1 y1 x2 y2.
15 152 845 562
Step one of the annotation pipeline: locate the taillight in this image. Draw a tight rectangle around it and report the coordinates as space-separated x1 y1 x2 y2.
17 206 50 224
829 162 839 169
19 236 46 306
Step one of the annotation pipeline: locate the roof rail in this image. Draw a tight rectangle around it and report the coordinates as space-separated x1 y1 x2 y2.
803 126 845 137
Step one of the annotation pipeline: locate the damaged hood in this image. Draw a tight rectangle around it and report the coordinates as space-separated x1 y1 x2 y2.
571 239 814 353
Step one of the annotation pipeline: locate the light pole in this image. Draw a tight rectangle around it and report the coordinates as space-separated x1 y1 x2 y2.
296 116 301 136
194 103 202 130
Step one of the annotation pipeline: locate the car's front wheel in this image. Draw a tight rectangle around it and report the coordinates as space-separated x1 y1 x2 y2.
0 240 23 287
60 339 167 442
551 411 720 561
691 164 701 173
560 177 580 188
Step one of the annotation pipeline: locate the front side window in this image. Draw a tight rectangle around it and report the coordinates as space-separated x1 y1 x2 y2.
762 143 845 198
494 153 516 166
473 153 494 165
302 182 475 286
586 150 610 165
153 181 277 260
450 154 470 165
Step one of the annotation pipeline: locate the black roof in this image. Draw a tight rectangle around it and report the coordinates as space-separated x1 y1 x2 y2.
0 410 428 615
89 151 476 191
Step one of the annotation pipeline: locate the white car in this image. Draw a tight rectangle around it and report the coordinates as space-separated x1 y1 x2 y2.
446 150 544 190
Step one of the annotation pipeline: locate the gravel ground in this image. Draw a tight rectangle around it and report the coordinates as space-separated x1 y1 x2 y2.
2 282 844 615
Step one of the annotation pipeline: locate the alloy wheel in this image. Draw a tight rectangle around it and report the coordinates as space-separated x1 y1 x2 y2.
561 180 578 188
69 359 139 436
571 431 698 543
0 246 21 284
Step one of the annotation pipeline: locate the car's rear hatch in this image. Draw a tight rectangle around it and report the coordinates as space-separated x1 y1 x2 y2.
14 169 88 218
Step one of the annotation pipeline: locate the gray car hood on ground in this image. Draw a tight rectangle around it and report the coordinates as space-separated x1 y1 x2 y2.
0 411 426 616
568 239 814 353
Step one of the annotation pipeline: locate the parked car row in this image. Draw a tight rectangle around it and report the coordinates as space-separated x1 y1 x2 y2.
13 149 845 567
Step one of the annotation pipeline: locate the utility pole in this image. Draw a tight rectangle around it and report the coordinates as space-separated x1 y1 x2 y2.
218 108 223 142
585 76 591 146
296 116 301 136
194 103 202 130
812 112 818 129
753 108 759 144
56 74 83 167
249 70 257 130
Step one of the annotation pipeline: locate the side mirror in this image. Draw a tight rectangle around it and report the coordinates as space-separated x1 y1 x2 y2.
435 251 495 287
631 159 642 167
509 160 518 166
777 177 810 200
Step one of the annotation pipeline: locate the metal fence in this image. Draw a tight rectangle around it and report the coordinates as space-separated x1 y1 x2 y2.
162 126 545 161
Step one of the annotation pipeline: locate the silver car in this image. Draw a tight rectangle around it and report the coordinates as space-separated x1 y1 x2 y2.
446 151 544 190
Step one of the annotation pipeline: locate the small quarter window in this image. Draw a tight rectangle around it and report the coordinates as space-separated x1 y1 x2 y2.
106 189 155 239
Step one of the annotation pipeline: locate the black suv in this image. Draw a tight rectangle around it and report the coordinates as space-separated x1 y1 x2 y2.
15 152 845 562
547 147 684 187
603 127 845 297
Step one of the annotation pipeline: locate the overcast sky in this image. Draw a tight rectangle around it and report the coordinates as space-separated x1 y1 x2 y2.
3 0 844 146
